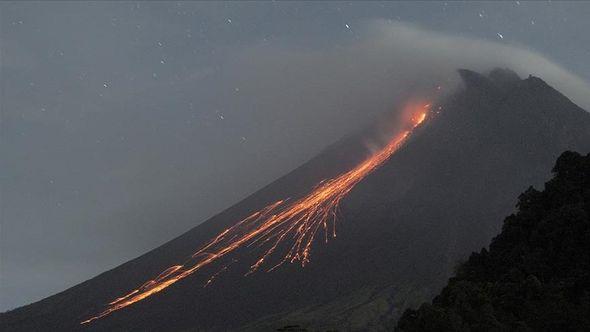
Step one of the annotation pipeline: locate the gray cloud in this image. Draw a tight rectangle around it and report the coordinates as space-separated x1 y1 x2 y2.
224 19 590 113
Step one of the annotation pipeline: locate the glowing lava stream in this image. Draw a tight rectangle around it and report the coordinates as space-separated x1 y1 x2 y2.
81 105 430 325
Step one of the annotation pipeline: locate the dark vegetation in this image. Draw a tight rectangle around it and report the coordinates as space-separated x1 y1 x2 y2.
397 151 590 332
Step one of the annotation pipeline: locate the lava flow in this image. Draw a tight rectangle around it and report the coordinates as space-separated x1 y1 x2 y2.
81 104 430 325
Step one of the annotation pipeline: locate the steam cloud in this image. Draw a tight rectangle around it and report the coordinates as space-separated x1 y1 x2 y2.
221 20 590 121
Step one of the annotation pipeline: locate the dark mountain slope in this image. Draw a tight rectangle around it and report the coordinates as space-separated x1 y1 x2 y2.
396 151 590 331
1 69 589 331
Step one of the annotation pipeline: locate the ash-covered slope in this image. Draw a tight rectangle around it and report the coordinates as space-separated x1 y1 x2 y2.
2 69 590 332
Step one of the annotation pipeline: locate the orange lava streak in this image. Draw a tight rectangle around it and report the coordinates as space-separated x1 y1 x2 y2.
81 106 429 325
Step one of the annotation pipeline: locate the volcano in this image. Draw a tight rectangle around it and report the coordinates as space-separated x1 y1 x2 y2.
2 69 590 331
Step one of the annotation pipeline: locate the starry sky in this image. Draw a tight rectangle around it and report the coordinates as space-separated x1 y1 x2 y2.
1 1 589 311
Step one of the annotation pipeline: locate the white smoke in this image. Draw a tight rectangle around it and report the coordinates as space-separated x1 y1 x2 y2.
219 19 590 120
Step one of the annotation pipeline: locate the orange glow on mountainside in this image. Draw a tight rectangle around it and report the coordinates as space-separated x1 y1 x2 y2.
81 103 430 325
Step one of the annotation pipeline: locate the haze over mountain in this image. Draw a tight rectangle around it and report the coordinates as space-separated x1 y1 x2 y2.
1 68 589 331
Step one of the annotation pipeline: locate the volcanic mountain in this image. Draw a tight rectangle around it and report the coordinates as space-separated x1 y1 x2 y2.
2 69 590 331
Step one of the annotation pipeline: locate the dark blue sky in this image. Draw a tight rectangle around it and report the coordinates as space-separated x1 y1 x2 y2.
2 1 589 311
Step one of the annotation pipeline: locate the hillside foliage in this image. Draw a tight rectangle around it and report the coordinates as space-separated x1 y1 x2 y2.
396 151 590 332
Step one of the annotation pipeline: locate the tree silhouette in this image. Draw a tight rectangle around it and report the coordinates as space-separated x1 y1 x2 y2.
396 151 590 332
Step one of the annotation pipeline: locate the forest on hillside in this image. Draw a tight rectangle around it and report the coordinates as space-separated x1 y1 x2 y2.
396 151 590 331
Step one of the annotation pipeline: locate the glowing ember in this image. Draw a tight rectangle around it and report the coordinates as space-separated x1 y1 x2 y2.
81 104 430 324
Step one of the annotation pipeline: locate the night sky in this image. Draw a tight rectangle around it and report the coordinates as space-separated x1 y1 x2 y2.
2 1 589 311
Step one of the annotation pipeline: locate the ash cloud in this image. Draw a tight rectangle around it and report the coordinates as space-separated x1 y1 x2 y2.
224 19 590 115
